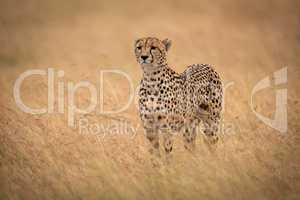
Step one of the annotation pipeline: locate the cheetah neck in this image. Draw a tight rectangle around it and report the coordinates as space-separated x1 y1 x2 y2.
142 64 178 81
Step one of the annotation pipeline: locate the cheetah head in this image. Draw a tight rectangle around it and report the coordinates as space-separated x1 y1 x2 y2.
134 37 172 71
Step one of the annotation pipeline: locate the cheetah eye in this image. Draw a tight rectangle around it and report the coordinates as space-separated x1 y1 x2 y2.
136 46 142 50
150 46 157 51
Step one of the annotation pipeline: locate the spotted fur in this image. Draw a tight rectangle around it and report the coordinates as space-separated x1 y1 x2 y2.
135 37 223 155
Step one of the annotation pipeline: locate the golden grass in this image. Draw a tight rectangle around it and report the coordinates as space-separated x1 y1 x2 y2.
1 0 300 199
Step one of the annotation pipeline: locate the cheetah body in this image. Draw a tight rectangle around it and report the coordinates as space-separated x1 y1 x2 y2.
135 37 223 153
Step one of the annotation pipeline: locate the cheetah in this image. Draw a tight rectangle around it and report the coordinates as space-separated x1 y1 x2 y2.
135 37 223 156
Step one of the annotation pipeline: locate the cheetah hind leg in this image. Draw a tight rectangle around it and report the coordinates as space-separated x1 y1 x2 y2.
196 104 219 149
203 117 220 152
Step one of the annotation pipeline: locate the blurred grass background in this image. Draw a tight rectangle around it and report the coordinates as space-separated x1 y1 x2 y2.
0 0 300 199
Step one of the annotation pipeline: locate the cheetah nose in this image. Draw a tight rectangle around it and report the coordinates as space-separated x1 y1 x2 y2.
141 55 149 60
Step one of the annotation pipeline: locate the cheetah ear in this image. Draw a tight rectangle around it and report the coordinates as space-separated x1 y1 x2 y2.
162 38 172 51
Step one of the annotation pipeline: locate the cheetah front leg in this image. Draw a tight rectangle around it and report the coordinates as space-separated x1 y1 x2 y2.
145 128 162 167
162 131 173 154
145 128 160 157
161 130 174 164
183 125 197 151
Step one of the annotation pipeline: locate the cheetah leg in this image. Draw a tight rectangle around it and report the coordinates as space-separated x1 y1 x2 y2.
145 129 160 157
203 117 220 146
183 125 196 151
163 132 173 154
162 131 174 164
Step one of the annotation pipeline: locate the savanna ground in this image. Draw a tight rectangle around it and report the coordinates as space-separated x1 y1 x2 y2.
0 0 300 199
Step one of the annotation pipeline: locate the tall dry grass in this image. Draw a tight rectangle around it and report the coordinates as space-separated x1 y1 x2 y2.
0 0 300 199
